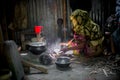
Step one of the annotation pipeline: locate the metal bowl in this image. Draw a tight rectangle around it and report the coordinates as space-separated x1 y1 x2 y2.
55 56 71 68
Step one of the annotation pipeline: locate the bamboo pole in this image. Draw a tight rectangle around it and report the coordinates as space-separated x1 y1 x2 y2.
63 0 67 41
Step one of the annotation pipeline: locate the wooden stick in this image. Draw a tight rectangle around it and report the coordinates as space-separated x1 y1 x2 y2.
22 60 48 74
63 0 67 41
102 69 108 77
110 37 115 54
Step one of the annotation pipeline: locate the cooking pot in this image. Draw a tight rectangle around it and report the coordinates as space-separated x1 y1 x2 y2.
55 56 71 68
26 42 46 55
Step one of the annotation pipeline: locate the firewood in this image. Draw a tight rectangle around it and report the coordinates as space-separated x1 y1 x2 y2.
21 60 48 74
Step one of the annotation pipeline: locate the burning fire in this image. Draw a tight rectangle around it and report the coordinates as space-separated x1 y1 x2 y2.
46 39 74 60
46 39 64 60
49 49 64 60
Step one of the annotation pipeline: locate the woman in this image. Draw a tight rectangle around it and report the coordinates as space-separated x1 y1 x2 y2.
61 9 104 57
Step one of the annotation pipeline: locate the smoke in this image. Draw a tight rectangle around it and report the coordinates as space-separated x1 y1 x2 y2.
46 38 61 54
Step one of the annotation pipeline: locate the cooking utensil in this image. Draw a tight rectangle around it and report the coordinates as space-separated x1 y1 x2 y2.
55 56 71 68
26 42 46 55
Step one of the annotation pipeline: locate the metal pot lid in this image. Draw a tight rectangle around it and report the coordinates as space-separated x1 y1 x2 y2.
56 56 71 64
28 41 46 46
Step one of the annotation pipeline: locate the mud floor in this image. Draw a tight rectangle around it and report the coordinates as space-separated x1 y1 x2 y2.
26 55 120 80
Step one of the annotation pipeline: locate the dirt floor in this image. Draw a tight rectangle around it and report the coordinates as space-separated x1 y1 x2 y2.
23 53 120 80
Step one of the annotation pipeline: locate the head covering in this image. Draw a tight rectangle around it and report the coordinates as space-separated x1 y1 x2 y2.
70 9 89 25
70 9 104 47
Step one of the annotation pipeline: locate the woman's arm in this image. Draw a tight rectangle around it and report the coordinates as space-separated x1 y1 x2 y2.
61 40 86 53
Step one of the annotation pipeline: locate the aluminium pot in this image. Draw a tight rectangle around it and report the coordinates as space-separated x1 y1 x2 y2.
26 42 46 55
55 56 71 68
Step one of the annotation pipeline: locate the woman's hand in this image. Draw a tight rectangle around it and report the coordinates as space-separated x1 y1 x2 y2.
60 39 74 46
60 42 68 46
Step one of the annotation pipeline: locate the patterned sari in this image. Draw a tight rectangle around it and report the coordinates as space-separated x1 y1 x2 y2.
69 9 104 57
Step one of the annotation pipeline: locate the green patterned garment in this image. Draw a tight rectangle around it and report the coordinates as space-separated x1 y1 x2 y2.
70 9 104 47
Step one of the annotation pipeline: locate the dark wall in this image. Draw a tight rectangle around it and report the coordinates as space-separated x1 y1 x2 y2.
0 0 18 40
69 0 92 12
70 0 116 27
0 0 17 25
0 0 116 44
